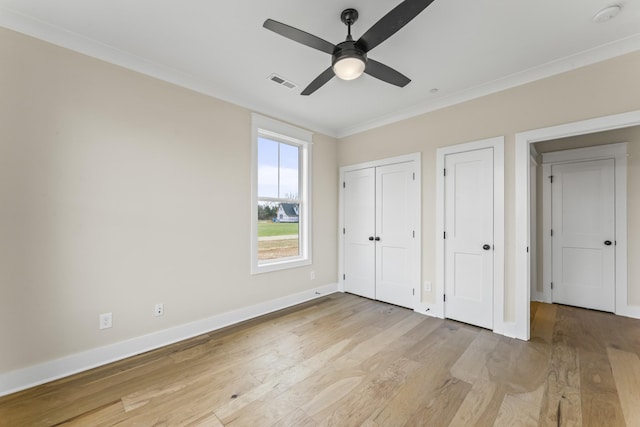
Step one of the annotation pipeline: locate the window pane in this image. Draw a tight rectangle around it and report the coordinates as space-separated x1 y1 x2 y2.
257 201 299 261
279 143 299 199
257 137 279 198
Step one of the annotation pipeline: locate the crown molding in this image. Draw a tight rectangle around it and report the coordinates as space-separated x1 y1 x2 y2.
0 7 336 138
2 6 639 140
335 33 640 138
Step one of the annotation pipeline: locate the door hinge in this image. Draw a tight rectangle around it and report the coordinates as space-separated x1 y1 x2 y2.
343 181 346 189
343 274 346 280
343 227 345 235
551 282 553 290
413 230 415 238
444 231 447 239
444 294 446 302
412 288 415 296
443 168 446 177
549 175 554 183
413 172 415 181
550 229 553 237
527 246 529 253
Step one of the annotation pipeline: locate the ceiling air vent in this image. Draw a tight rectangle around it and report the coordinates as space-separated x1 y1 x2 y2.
268 74 297 89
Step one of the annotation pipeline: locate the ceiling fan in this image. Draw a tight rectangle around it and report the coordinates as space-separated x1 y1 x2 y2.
263 0 436 95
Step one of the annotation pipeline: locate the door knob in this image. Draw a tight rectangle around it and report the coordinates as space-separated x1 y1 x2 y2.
604 240 612 246
482 244 491 251
368 236 374 241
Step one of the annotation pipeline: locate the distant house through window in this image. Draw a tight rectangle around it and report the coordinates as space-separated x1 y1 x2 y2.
251 114 312 273
277 203 299 223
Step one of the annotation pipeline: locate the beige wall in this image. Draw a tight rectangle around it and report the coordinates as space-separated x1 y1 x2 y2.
533 127 640 304
338 51 640 321
2 23 640 377
0 28 338 373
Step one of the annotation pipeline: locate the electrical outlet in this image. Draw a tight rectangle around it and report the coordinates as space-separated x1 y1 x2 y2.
155 303 164 317
99 312 112 330
424 281 432 293
310 270 316 280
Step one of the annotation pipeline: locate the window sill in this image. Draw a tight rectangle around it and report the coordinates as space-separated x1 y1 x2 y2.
251 257 311 274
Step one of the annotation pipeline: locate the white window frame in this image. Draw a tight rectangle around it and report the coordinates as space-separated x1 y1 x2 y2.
251 114 312 274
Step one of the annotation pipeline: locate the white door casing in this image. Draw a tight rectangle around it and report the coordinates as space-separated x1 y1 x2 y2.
516 112 638 341
375 162 419 308
530 151 539 302
343 168 376 299
444 148 494 329
551 159 615 312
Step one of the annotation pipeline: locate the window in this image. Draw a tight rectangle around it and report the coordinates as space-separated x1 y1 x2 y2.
251 114 312 273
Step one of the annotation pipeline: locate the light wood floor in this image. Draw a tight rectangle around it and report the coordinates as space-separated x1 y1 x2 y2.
1 293 640 426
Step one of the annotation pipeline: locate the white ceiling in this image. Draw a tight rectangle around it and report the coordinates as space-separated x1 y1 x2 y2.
1 0 639 137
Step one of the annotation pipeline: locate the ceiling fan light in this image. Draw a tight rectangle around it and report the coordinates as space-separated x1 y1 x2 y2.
333 57 366 80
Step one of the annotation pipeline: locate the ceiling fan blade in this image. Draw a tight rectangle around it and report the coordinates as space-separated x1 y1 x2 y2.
364 59 411 87
263 19 335 55
356 0 436 53
301 67 335 95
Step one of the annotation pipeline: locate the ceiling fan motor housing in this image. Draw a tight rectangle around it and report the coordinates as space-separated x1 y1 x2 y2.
332 40 367 80
332 41 367 67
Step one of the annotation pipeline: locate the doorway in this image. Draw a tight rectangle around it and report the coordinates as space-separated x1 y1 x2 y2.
515 110 640 341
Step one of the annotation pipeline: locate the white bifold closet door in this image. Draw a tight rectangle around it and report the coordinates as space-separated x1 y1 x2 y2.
343 161 418 309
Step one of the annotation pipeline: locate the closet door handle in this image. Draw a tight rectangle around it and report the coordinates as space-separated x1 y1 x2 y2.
375 237 381 241
482 244 491 251
604 240 612 246
368 236 374 241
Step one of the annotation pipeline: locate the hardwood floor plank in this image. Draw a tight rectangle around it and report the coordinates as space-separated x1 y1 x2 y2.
313 356 421 426
538 343 583 426
331 313 429 370
448 332 501 426
493 383 545 427
579 349 625 427
184 412 224 427
52 400 124 426
271 408 318 427
214 338 352 424
451 330 501 383
607 346 640 427
2 298 640 426
449 368 500 427
530 301 557 345
372 327 477 427
403 375 472 426
220 313 428 426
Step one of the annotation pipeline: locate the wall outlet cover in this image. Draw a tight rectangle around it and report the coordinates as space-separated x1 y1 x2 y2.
99 313 112 329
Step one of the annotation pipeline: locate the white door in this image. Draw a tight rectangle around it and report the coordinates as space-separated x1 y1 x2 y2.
551 159 615 312
444 148 494 329
375 162 418 308
343 168 376 299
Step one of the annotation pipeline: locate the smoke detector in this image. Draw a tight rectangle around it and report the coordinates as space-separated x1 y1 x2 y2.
592 5 622 23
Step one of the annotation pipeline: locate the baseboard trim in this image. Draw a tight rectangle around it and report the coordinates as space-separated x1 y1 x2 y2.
0 283 339 397
494 321 518 339
616 304 640 320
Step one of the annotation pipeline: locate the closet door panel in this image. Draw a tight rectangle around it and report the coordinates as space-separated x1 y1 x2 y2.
343 168 376 299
